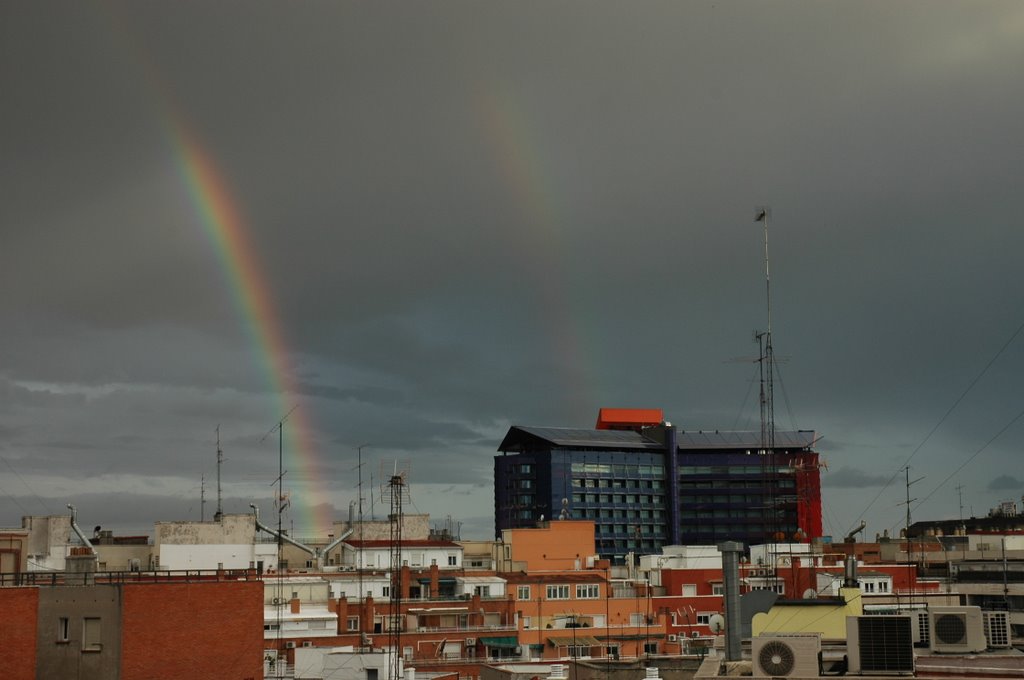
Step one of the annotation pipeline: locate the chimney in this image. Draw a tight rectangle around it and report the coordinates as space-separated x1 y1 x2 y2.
290 598 301 614
363 595 374 634
336 597 349 635
430 562 440 598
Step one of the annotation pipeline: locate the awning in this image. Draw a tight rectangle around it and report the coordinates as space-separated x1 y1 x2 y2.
480 636 519 648
548 635 601 647
407 607 468 613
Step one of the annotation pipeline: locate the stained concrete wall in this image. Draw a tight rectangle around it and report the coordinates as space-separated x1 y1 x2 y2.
37 585 122 680
333 514 431 541
155 513 256 545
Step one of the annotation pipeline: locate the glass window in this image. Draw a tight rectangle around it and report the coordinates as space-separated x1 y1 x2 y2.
347 616 360 631
576 584 600 599
83 618 101 651
57 617 69 642
546 584 570 600
518 585 531 600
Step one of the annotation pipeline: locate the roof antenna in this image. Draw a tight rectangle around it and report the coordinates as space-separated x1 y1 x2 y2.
215 425 224 521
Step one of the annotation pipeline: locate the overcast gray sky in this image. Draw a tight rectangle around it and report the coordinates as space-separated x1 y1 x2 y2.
2 1 1023 542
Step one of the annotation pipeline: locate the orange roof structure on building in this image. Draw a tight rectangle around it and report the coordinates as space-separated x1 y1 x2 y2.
594 407 663 431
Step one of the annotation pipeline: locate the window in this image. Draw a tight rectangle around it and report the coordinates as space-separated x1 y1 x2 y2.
474 585 491 597
711 584 724 596
517 585 531 600
82 618 102 651
264 623 280 631
347 616 360 631
576 584 600 599
523 616 532 629
681 584 697 597
309 620 327 629
643 642 658 654
448 555 457 566
546 584 570 600
382 586 390 598
696 613 711 625
57 617 69 642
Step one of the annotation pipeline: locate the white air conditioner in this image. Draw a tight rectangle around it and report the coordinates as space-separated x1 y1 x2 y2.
465 637 476 646
846 615 914 674
285 641 296 649
911 610 930 647
272 597 282 605
982 611 1011 649
668 634 678 642
752 634 820 678
929 607 985 654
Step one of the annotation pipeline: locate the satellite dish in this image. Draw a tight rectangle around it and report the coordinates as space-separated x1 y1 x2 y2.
708 614 725 634
802 588 818 600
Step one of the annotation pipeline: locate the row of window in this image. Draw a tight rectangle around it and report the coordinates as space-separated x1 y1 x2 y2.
686 465 795 475
56 616 102 651
571 493 663 504
570 463 665 476
572 508 665 520
680 494 797 505
516 584 601 600
681 478 796 489
573 478 664 489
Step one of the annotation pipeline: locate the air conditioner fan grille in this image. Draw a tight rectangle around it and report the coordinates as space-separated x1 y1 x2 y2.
934 613 967 644
758 640 795 676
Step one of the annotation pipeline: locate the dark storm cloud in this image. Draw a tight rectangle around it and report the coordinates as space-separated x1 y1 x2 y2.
989 475 1023 491
822 467 893 489
3 1 1024 537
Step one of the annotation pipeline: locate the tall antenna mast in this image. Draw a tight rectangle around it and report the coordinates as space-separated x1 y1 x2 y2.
356 443 369 648
200 475 206 522
215 425 224 521
261 405 297 674
900 466 925 605
755 207 779 562
381 460 411 680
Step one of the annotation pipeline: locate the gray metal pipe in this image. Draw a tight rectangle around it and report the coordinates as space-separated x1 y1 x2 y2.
718 540 744 662
66 504 95 554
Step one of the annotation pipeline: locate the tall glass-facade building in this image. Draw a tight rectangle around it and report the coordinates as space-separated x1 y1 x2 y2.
495 413 822 563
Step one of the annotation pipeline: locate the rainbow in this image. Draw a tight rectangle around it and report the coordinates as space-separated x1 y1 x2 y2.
98 6 333 534
475 87 593 421
170 122 332 534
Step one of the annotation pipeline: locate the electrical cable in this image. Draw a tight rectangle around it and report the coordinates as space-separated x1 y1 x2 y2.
848 316 1024 535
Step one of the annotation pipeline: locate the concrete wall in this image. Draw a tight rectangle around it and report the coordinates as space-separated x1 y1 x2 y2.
23 515 72 571
93 545 153 572
157 543 268 571
155 513 256 545
36 585 123 680
334 514 431 541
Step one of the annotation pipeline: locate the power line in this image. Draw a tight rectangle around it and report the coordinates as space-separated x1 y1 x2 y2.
849 315 1024 534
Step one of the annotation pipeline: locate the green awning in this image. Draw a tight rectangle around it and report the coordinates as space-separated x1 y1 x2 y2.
480 636 519 648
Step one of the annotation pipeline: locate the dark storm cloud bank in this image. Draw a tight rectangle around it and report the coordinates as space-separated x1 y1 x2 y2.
989 475 1023 491
822 467 893 489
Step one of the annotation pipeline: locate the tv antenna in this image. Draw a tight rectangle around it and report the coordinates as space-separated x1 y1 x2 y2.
261 404 297 668
215 425 224 521
381 459 411 680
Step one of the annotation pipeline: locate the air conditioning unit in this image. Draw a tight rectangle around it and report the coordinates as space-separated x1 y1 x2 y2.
285 641 296 649
911 610 930 647
302 641 313 648
465 637 476 646
668 634 678 642
272 597 282 605
982 611 1011 649
929 607 985 654
752 634 820 678
846 615 914 674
